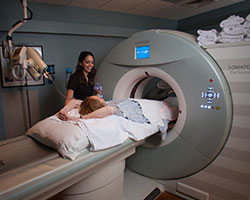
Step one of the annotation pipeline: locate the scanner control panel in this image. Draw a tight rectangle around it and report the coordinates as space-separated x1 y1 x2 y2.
201 87 220 110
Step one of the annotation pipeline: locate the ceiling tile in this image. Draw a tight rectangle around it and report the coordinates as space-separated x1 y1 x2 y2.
148 0 246 20
126 0 172 16
69 0 111 9
27 0 248 20
100 0 148 12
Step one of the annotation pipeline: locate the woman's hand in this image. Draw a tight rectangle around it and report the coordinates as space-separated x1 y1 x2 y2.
58 111 69 121
95 89 102 96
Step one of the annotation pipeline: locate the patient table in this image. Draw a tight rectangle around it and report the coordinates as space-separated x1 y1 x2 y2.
0 135 139 200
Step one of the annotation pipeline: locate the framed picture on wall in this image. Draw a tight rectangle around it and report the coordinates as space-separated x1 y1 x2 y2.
0 45 45 87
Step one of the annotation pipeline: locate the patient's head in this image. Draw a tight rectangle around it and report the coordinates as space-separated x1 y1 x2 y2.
79 96 106 115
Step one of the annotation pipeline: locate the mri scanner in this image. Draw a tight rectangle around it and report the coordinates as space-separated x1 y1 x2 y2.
97 29 250 199
0 29 249 200
97 29 233 179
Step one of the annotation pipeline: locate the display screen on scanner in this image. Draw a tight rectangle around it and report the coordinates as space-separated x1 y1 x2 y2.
135 45 150 59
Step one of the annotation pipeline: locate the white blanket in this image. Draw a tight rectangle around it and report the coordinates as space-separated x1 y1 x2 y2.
78 115 159 151
26 111 168 160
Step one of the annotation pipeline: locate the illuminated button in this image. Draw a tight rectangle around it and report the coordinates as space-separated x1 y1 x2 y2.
208 105 212 109
216 106 221 110
207 93 213 98
200 105 204 108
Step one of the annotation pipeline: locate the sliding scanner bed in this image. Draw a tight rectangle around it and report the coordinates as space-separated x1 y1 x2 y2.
0 136 137 200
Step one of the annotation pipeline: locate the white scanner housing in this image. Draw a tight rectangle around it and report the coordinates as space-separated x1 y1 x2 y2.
96 30 233 179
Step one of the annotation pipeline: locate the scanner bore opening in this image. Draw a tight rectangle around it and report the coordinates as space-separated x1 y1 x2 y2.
130 76 180 147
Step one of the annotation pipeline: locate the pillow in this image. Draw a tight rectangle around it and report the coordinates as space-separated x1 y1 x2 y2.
25 115 89 160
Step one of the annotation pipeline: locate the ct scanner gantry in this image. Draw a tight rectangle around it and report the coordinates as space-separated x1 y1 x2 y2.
96 29 233 179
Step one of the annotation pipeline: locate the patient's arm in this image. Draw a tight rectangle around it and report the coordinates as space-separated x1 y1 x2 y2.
59 99 81 120
81 106 115 119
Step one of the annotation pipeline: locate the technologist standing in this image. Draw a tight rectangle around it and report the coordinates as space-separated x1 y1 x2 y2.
65 51 101 105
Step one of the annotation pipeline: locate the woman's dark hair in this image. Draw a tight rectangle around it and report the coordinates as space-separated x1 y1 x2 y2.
75 51 97 85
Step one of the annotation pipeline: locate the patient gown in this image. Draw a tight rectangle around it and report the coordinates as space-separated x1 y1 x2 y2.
107 99 150 124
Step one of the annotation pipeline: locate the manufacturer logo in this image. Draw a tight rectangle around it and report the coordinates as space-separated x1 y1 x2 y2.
135 40 150 45
228 64 250 75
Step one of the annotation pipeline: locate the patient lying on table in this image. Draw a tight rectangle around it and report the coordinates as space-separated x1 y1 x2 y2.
26 96 178 160
59 96 178 124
